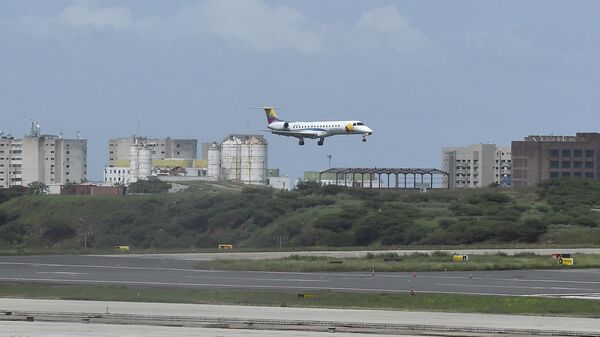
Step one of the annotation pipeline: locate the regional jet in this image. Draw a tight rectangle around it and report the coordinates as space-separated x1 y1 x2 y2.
261 107 373 146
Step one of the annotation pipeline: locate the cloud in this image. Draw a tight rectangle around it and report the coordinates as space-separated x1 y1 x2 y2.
353 6 429 53
12 1 428 55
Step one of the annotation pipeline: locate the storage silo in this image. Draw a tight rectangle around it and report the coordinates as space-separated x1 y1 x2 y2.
207 143 222 179
220 137 241 181
138 146 152 179
241 137 268 185
129 144 139 182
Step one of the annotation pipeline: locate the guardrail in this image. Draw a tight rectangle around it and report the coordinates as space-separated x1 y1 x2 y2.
2 310 598 336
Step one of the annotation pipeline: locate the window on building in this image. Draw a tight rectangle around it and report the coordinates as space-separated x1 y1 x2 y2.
586 150 594 158
574 172 583 178
562 161 571 169
562 149 571 157
574 161 583 169
586 161 594 169
574 150 582 157
562 172 571 177
586 172 594 179
550 161 559 169
66 172 69 175
550 150 559 157
550 172 559 179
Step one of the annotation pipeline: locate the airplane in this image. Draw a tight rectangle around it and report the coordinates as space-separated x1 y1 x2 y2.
261 107 373 146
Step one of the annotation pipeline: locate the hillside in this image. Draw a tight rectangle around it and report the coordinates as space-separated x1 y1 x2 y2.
0 179 599 251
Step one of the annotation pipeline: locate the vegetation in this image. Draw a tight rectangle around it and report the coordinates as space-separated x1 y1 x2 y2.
196 252 596 272
128 177 171 194
1 283 600 317
0 178 599 251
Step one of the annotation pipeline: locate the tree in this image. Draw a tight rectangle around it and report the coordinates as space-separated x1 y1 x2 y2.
27 181 49 195
128 177 171 194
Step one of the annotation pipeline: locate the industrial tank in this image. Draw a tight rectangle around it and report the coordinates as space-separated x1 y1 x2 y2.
129 145 139 182
207 143 222 179
240 137 268 185
220 137 241 181
138 146 152 179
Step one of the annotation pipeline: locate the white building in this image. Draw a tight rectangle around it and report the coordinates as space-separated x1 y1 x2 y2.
0 123 86 188
268 176 292 191
442 144 512 188
103 166 131 185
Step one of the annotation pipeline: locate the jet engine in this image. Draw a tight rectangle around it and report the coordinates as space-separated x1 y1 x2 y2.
270 121 289 130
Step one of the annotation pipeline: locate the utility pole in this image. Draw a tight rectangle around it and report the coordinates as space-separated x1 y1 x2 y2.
327 154 332 169
274 236 287 249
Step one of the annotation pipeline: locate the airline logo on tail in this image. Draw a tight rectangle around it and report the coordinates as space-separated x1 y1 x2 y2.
265 107 279 124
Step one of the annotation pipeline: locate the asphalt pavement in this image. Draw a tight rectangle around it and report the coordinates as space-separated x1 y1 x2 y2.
0 254 599 297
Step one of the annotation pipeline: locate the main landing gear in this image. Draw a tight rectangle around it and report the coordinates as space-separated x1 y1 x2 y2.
299 139 305 146
317 138 325 146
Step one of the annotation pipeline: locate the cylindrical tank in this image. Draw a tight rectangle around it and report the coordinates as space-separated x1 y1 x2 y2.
129 145 139 182
220 137 241 181
240 137 267 185
138 147 152 179
207 143 222 179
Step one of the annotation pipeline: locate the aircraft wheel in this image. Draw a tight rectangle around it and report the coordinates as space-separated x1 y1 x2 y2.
362 138 367 142
299 140 305 146
318 140 324 146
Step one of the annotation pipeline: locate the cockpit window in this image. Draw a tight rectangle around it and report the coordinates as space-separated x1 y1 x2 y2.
357 122 364 126
353 123 357 126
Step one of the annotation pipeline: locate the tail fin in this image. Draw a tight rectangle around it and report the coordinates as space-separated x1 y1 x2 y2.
264 107 279 124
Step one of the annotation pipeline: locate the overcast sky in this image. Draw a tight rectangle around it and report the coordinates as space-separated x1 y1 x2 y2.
2 0 600 181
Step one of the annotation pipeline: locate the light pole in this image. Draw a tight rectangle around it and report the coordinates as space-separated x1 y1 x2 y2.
327 154 332 169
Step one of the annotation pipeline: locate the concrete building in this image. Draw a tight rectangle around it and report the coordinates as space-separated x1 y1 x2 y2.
206 135 268 186
103 166 131 185
0 137 22 188
1 124 86 187
442 144 512 188
512 133 600 187
108 137 197 167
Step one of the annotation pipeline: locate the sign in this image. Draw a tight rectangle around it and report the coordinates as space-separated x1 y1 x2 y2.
558 258 574 266
218 244 233 250
453 255 468 262
115 245 130 252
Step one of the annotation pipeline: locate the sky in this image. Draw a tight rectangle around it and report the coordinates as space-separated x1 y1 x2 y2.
2 0 600 181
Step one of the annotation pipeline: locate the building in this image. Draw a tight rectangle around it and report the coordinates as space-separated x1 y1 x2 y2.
512 133 600 187
0 123 86 188
442 144 512 188
103 166 131 185
206 135 268 185
108 137 197 167
0 136 22 188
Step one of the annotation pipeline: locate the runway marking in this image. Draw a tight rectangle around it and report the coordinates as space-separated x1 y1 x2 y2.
436 283 596 292
36 272 88 276
187 276 329 283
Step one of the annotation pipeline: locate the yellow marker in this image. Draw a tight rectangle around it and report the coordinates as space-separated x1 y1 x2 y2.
453 255 468 262
115 245 130 252
559 258 574 266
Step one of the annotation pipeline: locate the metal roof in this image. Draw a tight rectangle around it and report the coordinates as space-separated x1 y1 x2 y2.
320 168 447 175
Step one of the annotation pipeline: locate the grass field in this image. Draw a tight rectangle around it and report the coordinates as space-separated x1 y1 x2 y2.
195 252 595 272
1 283 599 317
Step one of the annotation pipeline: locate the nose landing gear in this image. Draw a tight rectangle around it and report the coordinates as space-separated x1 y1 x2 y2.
362 135 367 142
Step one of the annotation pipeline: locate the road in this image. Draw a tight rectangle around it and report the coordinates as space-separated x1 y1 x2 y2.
2 298 600 336
1 254 600 297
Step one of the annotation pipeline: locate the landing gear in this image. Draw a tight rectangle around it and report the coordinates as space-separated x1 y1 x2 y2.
362 135 367 142
317 138 324 146
299 139 305 146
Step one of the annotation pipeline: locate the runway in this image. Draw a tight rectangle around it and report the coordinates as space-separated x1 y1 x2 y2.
1 254 600 297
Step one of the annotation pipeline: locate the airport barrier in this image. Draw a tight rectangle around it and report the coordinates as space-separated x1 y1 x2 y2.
452 255 468 262
1 310 598 337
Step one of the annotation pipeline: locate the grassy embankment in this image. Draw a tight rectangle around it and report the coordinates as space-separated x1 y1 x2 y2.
1 283 600 317
0 179 600 251
195 252 598 272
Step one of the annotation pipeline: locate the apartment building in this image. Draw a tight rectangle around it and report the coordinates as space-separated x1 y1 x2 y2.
442 144 512 188
0 137 22 188
108 137 197 167
512 133 600 187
